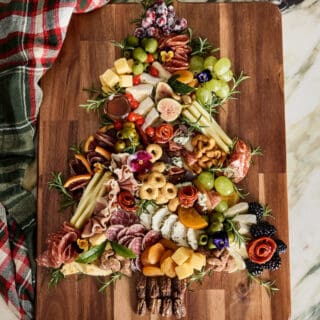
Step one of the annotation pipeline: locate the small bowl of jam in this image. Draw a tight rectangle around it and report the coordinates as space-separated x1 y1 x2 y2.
104 94 131 121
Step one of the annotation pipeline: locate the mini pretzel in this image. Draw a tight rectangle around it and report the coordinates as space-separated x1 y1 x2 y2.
168 197 180 212
146 144 163 163
160 183 178 200
151 162 166 173
147 172 166 188
139 183 159 200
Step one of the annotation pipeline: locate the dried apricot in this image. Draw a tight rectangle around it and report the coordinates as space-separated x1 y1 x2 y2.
178 206 208 230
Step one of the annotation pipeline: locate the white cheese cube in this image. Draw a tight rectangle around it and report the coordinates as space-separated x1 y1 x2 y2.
119 75 133 88
114 57 132 74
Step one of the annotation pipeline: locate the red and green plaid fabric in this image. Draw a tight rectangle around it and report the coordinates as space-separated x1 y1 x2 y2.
0 1 108 319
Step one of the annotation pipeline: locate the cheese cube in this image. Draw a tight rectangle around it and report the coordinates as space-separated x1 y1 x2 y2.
119 75 133 88
171 247 193 266
101 69 119 88
114 57 132 75
88 233 107 246
187 252 206 271
175 262 194 280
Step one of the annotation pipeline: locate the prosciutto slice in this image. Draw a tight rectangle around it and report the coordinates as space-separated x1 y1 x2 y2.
81 212 111 238
113 165 140 194
37 222 80 268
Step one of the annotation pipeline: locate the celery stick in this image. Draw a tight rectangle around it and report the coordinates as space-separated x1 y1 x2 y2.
184 108 229 153
192 101 233 146
70 171 104 226
73 172 111 229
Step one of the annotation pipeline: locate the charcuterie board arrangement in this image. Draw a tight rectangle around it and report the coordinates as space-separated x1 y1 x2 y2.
37 1 289 319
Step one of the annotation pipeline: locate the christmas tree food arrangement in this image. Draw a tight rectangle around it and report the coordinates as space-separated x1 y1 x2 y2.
38 1 287 318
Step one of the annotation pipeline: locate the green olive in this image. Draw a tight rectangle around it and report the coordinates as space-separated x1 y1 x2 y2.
114 140 126 153
227 231 235 244
207 222 223 234
123 122 135 129
210 212 225 223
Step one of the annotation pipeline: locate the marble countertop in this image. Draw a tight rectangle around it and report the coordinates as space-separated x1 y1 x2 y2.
284 0 320 319
2 1 319 319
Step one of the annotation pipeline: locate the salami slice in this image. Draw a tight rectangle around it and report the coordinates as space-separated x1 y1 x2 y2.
126 224 146 236
110 210 129 226
142 230 161 250
117 227 129 241
105 225 124 241
128 237 143 255
118 234 135 246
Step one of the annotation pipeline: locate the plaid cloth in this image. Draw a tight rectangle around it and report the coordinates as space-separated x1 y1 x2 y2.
0 0 108 319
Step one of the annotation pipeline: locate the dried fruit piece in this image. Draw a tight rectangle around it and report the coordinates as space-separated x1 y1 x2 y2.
142 266 165 277
178 206 208 230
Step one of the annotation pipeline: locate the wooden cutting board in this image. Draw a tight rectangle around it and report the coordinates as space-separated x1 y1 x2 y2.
36 2 290 320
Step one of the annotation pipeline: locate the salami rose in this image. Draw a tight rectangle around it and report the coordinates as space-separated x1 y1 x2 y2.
117 191 137 212
154 123 174 144
247 236 277 264
178 185 198 208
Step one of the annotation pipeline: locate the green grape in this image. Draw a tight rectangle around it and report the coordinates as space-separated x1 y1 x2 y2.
215 200 228 213
203 79 222 92
197 171 215 190
132 62 144 75
133 47 147 63
210 212 225 223
218 69 233 82
189 55 204 72
213 57 231 76
215 82 230 99
144 38 158 53
214 176 234 196
203 56 217 71
126 35 139 47
196 87 212 105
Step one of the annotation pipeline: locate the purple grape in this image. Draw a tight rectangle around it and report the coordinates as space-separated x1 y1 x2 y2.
162 25 170 35
146 9 156 21
142 17 153 29
167 15 175 30
156 15 167 28
179 18 188 29
134 27 146 38
167 5 175 14
147 26 157 37
156 2 168 16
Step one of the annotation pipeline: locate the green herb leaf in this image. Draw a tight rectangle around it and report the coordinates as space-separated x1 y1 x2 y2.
48 268 64 288
110 241 137 259
168 75 195 94
247 272 279 296
76 240 107 264
98 272 123 293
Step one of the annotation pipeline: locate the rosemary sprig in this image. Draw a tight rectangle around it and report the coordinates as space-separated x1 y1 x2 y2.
48 268 64 288
188 267 213 287
218 71 250 105
224 218 248 247
48 172 76 210
48 172 73 200
98 272 122 293
247 272 279 296
69 142 83 154
79 86 123 113
181 115 208 132
209 165 236 177
137 199 157 216
234 185 249 200
189 28 218 57
262 204 274 219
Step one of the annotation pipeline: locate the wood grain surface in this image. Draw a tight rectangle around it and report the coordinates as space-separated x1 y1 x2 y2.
36 2 290 320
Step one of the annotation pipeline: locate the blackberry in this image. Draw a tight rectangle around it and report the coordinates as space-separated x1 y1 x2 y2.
250 221 277 238
248 202 264 221
275 239 287 254
245 259 264 276
263 253 281 271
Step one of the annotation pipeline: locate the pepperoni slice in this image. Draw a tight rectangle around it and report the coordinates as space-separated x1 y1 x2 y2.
247 236 277 264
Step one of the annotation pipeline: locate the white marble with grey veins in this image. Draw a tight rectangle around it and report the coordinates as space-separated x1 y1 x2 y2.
1 0 320 318
283 0 320 319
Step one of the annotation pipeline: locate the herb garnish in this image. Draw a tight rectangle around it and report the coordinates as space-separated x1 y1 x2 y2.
110 241 137 259
76 240 107 264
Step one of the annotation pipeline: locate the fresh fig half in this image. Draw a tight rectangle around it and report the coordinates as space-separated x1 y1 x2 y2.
155 82 175 102
157 98 182 122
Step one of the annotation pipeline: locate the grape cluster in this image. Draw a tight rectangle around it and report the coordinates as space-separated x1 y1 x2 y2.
190 55 234 105
134 0 187 38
